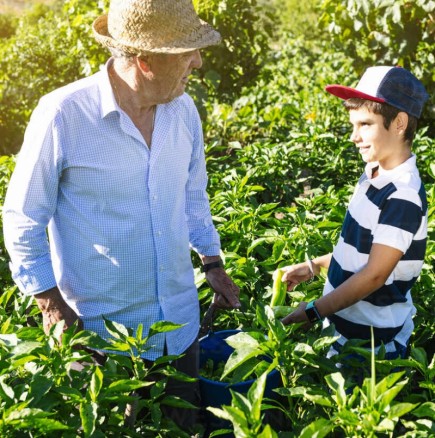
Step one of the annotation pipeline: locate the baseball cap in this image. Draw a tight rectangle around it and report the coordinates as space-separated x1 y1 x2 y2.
325 66 429 118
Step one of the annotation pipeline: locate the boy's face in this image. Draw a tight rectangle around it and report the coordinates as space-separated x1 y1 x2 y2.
348 107 406 170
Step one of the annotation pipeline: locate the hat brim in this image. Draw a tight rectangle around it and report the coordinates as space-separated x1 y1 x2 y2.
325 85 386 103
92 14 221 55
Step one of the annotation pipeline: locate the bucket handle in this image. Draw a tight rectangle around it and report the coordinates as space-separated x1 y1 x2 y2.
199 303 218 338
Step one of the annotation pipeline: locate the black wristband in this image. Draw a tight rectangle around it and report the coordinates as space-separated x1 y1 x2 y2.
201 258 224 273
305 300 323 323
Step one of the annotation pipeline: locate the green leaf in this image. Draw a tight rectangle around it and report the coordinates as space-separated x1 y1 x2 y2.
136 323 143 341
80 401 98 437
411 347 428 368
55 386 84 402
376 381 407 411
28 418 71 432
249 371 268 420
225 332 260 351
51 320 65 340
71 330 110 350
229 390 251 414
106 379 152 394
224 404 249 429
207 406 232 422
258 423 279 438
0 333 18 347
312 336 340 351
160 395 198 409
89 366 103 402
304 393 333 408
300 418 334 438
222 332 262 378
103 317 131 340
0 375 15 400
272 305 296 319
325 372 346 407
147 320 184 339
11 341 41 356
412 402 435 418
387 402 418 419
391 2 402 23
28 375 53 403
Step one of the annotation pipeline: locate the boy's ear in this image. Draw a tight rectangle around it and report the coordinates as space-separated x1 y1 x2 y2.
395 112 409 135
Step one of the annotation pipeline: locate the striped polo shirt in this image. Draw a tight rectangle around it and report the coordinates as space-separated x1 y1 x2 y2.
324 155 427 352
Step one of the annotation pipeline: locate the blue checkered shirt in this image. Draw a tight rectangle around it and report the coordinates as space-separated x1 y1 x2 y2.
3 60 221 359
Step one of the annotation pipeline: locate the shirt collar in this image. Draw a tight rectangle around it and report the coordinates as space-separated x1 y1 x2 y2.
98 58 119 119
364 154 417 189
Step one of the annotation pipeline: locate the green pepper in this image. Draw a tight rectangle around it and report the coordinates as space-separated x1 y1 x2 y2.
270 268 287 307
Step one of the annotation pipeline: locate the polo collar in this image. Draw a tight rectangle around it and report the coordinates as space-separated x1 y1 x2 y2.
364 154 417 189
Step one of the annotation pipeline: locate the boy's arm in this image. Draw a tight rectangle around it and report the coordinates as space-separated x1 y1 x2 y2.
282 244 403 324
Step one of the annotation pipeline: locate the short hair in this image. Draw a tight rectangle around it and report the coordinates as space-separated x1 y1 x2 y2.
343 98 418 145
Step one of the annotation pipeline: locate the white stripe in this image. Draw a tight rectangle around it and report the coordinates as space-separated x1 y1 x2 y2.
335 298 414 328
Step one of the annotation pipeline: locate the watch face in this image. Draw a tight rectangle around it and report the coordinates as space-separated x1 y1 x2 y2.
305 306 318 323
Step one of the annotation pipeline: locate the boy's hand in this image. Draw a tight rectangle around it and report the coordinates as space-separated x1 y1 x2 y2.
281 301 313 331
279 262 314 291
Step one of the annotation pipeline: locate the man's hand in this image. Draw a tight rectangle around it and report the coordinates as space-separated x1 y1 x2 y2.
34 286 83 335
205 268 240 309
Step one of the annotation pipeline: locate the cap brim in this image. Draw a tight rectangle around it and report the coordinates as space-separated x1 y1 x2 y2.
325 85 385 103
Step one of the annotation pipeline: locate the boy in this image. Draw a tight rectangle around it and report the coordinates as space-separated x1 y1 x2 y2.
280 66 429 360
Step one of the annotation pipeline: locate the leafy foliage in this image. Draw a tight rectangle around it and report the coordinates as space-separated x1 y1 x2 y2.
0 0 108 155
0 0 272 154
319 0 435 132
0 0 434 436
193 0 273 101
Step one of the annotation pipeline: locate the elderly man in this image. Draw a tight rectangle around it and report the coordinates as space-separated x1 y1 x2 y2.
3 0 240 431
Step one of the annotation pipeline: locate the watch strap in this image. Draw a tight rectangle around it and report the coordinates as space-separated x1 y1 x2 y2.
201 258 224 273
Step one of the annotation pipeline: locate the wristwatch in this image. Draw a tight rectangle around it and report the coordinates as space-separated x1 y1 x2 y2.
200 258 224 273
305 300 323 323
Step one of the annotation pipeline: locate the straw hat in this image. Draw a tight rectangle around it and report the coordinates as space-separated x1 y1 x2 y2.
92 0 221 55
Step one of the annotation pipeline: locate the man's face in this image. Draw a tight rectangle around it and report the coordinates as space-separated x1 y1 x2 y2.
348 107 401 169
147 50 202 103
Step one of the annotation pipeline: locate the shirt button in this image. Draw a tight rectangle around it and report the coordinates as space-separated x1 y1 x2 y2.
160 265 164 271
157 231 162 236
153 195 158 200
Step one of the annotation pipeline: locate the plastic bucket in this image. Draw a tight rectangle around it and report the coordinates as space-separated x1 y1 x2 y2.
199 329 281 433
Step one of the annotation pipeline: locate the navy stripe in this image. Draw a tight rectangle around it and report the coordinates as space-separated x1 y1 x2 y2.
341 212 372 254
329 314 403 346
329 258 416 306
418 183 427 214
402 238 426 261
363 281 413 306
366 183 397 208
328 256 352 289
379 198 423 234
